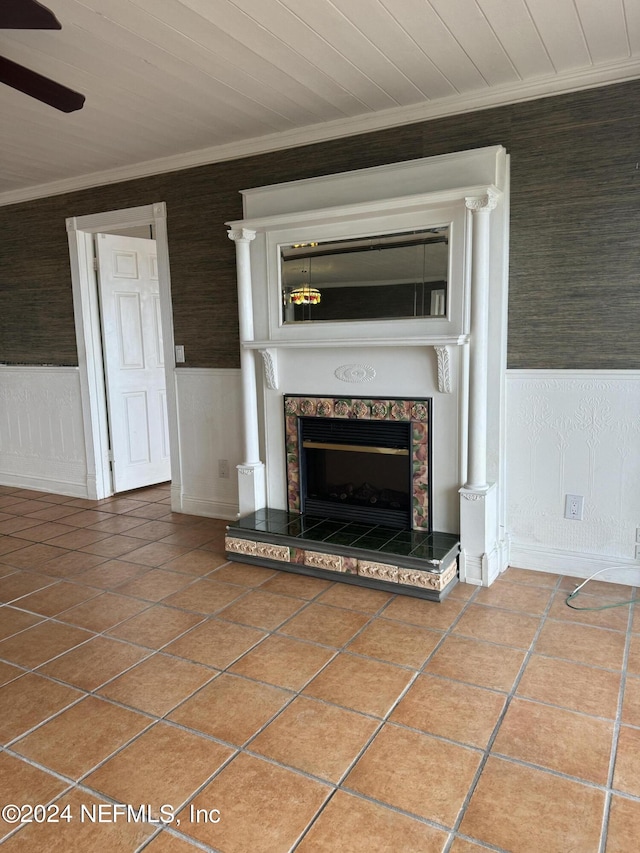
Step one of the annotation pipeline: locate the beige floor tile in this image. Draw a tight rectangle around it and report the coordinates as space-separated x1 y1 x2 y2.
179 753 329 852
446 582 476 601
158 528 216 549
0 673 81 744
382 595 466 631
621 675 640 726
161 578 245 614
12 521 77 542
627 634 640 674
517 654 621 718
454 604 541 649
347 617 441 668
230 635 336 690
258 570 331 598
0 606 43 640
493 697 614 784
0 661 23 687
474 581 553 615
125 521 181 540
84 722 233 809
60 510 117 528
391 674 506 748
75 558 149 589
164 618 266 668
12 695 150 779
210 561 279 587
425 635 525 692
315 583 393 612
0 789 154 852
304 652 414 717
38 636 150 691
296 790 448 852
114 569 193 601
0 570 56 603
547 590 630 632
23 504 82 522
0 517 43 535
169 673 292 744
606 795 640 853
57 592 151 631
13 581 99 617
80 534 143 558
161 549 229 575
117 542 191 567
2 541 73 569
535 618 627 669
0 620 93 668
558 575 634 600
459 756 605 853
44 529 112 550
448 839 493 852
107 605 204 649
613 725 640 796
217 588 306 629
278 603 370 647
86 515 149 533
143 832 202 852
345 724 481 827
98 653 216 716
0 752 69 840
37 551 107 577
251 696 378 782
501 567 559 587
0 537 29 557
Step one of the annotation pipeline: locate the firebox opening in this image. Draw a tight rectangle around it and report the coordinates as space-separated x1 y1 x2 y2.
299 416 412 528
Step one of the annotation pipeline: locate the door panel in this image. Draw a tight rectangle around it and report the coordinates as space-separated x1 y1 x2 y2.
96 232 171 492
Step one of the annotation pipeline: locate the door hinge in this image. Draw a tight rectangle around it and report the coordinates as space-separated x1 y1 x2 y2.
107 449 114 462
93 256 98 271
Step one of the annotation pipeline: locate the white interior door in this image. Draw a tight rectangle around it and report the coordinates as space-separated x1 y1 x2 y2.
96 232 171 492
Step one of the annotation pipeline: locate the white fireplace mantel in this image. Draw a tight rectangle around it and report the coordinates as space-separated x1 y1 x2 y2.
226 146 510 586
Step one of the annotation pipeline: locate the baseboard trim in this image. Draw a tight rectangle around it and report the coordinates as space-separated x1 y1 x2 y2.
180 494 239 521
0 472 88 499
510 542 640 586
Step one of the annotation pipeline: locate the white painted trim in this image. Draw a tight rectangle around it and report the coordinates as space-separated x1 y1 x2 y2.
2 60 639 208
66 203 181 505
0 472 88 498
180 495 238 521
507 369 640 378
173 367 242 377
510 543 640 586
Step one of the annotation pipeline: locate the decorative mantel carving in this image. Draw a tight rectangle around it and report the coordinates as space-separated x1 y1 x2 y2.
259 349 278 391
434 346 452 393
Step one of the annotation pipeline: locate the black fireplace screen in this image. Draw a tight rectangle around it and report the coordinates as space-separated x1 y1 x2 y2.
299 416 412 528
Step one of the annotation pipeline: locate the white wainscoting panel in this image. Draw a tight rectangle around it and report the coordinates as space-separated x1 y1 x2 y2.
0 366 88 496
507 371 640 584
175 368 242 519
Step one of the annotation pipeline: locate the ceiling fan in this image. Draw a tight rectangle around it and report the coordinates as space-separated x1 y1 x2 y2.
0 0 85 112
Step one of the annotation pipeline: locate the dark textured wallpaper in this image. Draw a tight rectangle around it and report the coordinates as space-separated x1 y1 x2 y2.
1 80 639 369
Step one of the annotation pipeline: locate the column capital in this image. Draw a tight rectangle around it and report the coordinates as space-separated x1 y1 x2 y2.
465 187 500 213
227 227 256 243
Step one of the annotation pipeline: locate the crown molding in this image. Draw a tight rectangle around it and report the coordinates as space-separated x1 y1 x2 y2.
1 57 640 208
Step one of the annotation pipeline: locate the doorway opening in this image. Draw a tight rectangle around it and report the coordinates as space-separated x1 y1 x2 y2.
66 203 181 505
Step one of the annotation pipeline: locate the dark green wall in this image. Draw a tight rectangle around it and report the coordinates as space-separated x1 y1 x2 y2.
1 79 639 369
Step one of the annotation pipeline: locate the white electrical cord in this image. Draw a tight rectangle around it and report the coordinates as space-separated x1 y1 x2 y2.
565 566 640 611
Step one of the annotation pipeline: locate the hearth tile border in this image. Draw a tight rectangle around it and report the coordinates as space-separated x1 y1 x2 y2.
283 395 432 530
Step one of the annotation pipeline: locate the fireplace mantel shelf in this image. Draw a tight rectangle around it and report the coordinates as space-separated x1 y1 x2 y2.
243 335 469 349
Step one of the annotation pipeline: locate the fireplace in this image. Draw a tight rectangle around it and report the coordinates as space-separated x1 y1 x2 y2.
224 146 510 592
284 395 431 531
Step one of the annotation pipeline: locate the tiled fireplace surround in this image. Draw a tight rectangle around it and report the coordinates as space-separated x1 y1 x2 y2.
224 146 510 598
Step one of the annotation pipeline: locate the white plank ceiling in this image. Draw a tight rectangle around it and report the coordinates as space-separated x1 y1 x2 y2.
1 0 639 203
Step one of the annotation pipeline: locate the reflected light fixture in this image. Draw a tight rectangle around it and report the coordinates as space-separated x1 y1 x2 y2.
289 256 321 304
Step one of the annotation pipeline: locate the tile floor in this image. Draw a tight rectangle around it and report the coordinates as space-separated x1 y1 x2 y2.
0 483 639 852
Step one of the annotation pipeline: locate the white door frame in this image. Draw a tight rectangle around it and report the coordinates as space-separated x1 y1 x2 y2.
66 202 182 506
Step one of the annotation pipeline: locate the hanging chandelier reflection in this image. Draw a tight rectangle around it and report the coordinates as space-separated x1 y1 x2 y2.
289 255 321 305
289 286 321 305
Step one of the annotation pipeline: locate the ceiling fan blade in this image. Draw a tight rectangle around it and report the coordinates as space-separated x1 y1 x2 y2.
0 0 61 29
0 55 85 111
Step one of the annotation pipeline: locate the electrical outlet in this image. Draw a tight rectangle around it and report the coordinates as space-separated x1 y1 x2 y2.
218 459 229 479
564 494 584 520
175 345 185 363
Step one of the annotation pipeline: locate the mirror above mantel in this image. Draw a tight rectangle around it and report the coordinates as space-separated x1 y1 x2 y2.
280 225 449 323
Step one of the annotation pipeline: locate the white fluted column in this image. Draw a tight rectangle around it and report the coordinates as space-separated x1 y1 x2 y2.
228 227 266 516
464 189 498 490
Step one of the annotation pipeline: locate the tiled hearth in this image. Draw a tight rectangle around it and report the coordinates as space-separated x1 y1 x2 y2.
226 509 459 602
2 483 640 851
